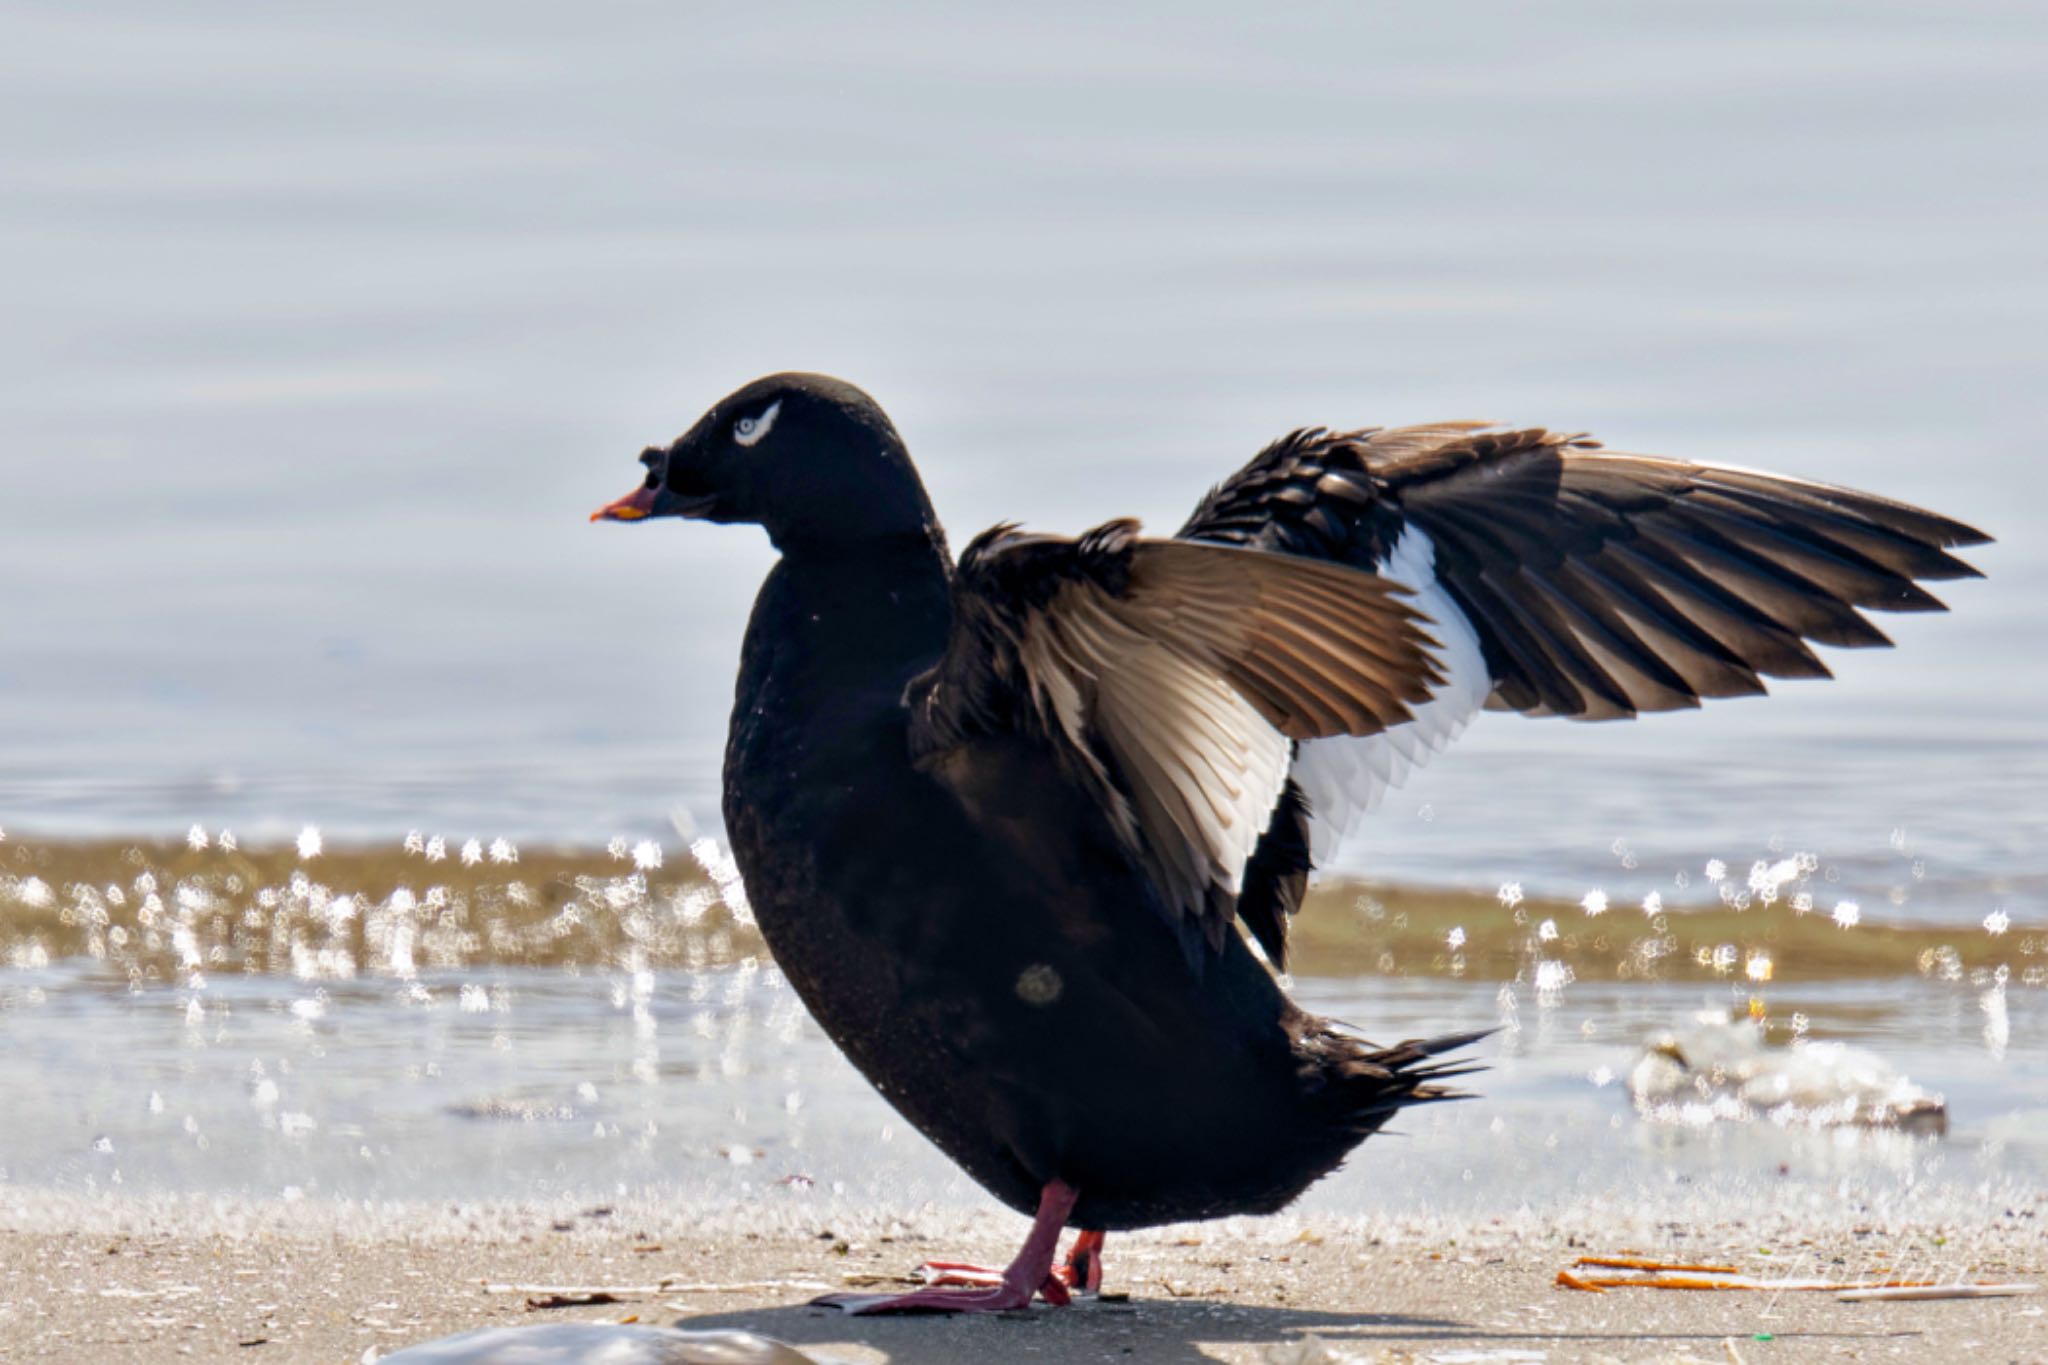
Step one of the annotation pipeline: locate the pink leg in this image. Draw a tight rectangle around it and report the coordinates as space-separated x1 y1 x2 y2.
1064 1228 1106 1293
916 1227 1106 1294
813 1180 1080 1314
920 1226 1107 1293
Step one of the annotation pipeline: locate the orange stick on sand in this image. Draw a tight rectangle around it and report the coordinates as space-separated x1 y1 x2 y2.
1573 1256 1740 1274
1557 1270 1941 1293
1566 1275 1767 1292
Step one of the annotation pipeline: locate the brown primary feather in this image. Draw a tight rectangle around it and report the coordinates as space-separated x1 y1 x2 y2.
1185 422 1986 718
1369 432 1988 720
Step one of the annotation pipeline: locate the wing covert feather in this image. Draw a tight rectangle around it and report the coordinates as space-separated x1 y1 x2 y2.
906 520 1441 961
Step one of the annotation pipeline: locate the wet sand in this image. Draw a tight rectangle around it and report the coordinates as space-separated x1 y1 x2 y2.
6 1200 2040 1363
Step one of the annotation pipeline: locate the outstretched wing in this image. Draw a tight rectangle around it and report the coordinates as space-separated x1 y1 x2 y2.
1183 423 1991 901
905 518 1443 965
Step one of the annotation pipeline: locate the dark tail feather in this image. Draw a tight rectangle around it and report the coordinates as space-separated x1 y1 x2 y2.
1341 1027 1499 1125
1367 1026 1498 1069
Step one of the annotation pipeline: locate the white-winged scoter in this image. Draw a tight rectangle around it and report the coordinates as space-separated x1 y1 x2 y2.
594 373 1987 1313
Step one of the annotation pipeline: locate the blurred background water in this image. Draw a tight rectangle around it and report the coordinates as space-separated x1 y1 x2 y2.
2 1 2044 1217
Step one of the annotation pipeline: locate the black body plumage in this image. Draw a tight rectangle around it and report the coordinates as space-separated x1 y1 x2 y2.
600 372 1986 1234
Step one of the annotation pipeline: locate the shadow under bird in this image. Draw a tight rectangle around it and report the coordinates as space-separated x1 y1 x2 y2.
593 373 1987 1313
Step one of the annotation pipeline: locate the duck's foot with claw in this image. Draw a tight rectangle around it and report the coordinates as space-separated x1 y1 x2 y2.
812 1181 1086 1316
918 1227 1105 1296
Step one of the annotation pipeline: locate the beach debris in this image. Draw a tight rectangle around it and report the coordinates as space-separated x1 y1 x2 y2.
1627 1010 1946 1133
671 1280 836 1295
524 1291 623 1310
484 1282 665 1298
1555 1256 2033 1298
1837 1282 2038 1302
484 1276 836 1309
376 1323 845 1364
834 1270 923 1289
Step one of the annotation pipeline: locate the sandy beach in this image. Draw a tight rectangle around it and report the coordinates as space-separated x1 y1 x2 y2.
5 1198 2040 1363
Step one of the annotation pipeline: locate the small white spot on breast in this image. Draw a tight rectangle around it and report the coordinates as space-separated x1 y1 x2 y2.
1015 963 1062 1006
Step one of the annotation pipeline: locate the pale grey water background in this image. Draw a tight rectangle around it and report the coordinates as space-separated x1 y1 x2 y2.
2 3 2045 1215
3 1 2041 905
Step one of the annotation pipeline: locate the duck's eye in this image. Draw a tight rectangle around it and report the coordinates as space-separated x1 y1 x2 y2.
733 399 782 448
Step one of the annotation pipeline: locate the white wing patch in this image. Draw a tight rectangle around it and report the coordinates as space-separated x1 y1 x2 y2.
1290 527 1491 861
733 399 782 448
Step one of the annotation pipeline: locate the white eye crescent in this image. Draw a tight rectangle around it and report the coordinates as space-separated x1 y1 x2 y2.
733 399 782 448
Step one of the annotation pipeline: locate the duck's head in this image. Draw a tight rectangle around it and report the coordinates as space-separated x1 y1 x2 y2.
593 372 939 553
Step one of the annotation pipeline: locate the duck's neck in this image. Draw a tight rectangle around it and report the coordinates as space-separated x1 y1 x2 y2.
729 529 955 766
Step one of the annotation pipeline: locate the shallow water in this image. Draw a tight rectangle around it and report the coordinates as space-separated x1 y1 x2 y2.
10 955 2039 1222
1 838 2041 1220
2 2 2045 1220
